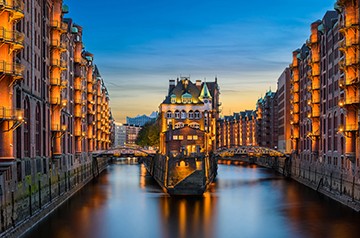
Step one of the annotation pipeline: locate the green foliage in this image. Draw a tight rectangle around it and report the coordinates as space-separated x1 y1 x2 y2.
136 120 160 147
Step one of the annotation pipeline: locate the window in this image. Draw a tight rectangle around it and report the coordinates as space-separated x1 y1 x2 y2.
174 122 184 129
171 94 176 104
181 110 186 119
166 111 172 118
178 135 184 140
173 135 178 140
189 123 200 129
174 110 180 119
194 110 201 119
188 110 194 119
193 135 198 140
182 93 192 104
187 135 193 140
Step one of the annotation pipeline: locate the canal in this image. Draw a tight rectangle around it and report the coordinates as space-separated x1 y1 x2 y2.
23 162 360 238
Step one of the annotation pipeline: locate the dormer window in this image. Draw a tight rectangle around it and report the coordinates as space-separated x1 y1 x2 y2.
181 92 192 104
170 94 176 104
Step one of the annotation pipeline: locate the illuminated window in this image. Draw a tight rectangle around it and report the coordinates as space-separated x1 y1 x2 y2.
175 122 184 129
171 94 176 104
193 135 198 140
178 135 184 140
173 135 178 140
187 135 192 140
189 123 200 129
182 92 192 104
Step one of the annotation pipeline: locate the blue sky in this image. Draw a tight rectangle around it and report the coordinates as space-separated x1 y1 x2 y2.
64 0 335 122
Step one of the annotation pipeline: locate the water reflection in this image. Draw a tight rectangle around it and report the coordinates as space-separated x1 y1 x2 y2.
23 163 360 238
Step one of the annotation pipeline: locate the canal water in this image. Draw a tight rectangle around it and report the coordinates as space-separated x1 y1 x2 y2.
23 162 360 238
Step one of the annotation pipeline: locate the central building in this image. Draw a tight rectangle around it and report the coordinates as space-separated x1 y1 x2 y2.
143 77 220 195
159 77 219 156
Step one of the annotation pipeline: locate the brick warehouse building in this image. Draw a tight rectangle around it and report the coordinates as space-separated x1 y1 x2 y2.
0 0 113 231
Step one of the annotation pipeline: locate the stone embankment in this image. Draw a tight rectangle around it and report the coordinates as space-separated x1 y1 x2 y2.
0 156 109 238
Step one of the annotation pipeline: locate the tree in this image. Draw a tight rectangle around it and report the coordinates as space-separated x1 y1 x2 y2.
136 120 160 147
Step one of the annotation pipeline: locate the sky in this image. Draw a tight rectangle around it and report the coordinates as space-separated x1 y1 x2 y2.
63 0 336 123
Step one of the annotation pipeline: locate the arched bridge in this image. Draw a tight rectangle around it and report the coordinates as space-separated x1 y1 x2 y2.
92 146 157 158
215 146 285 158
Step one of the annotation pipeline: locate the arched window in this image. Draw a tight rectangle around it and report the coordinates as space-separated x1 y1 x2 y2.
180 110 186 119
24 97 30 157
170 94 176 104
194 110 200 119
166 110 172 118
181 92 192 104
188 110 194 119
174 110 180 119
35 103 41 156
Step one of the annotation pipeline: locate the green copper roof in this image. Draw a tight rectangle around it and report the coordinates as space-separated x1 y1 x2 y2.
199 83 212 100
182 92 192 98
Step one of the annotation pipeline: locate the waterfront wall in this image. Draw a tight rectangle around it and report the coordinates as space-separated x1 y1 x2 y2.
255 155 360 211
0 155 109 237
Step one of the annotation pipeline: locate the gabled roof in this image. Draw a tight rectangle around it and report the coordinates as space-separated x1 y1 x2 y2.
163 78 202 104
199 82 212 100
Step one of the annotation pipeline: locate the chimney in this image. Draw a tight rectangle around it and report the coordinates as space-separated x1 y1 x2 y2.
169 79 175 94
196 80 201 88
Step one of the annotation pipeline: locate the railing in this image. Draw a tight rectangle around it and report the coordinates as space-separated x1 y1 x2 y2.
0 107 24 120
339 124 358 132
50 20 67 32
74 82 83 91
74 98 83 104
345 96 360 105
0 28 24 47
50 77 61 85
0 0 24 15
51 59 67 69
74 110 82 118
0 60 24 76
51 123 67 131
50 39 66 50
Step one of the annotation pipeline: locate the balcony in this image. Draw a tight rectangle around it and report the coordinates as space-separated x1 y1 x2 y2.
51 59 67 70
0 0 24 20
74 130 82 137
50 39 66 52
50 97 67 107
50 78 61 86
74 98 83 104
51 123 67 132
339 57 359 69
74 56 87 65
74 110 82 118
345 96 360 105
50 20 67 33
50 96 60 105
338 124 358 132
74 82 83 91
0 107 23 121
0 60 24 78
0 28 24 51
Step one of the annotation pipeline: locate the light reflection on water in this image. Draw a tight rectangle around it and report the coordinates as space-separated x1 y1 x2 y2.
23 163 360 238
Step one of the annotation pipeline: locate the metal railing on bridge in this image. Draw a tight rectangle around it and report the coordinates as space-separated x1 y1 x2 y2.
215 145 285 158
92 146 157 158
